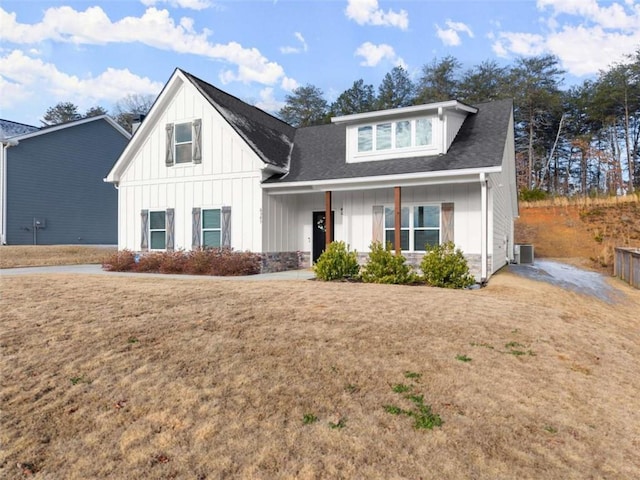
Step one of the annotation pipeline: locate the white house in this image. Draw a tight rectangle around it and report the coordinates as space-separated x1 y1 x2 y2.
106 69 518 282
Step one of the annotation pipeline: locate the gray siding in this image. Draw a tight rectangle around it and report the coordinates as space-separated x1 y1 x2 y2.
6 119 127 245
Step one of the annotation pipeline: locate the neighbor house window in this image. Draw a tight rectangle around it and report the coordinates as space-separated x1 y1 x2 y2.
356 116 434 153
202 209 221 248
174 122 193 164
149 211 166 250
384 205 440 251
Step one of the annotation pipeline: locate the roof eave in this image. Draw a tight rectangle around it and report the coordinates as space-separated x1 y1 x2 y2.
262 166 502 193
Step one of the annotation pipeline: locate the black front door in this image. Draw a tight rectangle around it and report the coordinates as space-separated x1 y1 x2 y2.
312 211 334 263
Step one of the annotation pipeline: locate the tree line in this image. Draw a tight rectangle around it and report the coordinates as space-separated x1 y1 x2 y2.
43 49 639 197
42 94 154 134
278 51 640 197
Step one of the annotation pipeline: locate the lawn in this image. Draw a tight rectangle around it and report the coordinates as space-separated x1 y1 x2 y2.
0 245 116 269
1 270 639 479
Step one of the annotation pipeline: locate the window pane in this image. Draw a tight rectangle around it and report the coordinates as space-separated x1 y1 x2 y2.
416 118 432 146
385 207 409 228
414 206 439 228
202 209 220 229
149 211 165 230
414 230 439 250
376 123 392 150
384 229 409 251
358 126 372 152
384 207 394 228
175 144 192 164
401 206 409 228
395 121 411 148
150 231 165 249
203 230 221 248
175 123 192 143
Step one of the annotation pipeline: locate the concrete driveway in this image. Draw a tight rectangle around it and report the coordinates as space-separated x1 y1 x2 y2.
0 264 316 281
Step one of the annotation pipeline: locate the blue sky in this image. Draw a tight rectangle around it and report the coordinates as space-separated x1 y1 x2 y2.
1 0 639 126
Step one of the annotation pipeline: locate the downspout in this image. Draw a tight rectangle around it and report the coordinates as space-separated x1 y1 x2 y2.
480 172 488 283
1 138 19 245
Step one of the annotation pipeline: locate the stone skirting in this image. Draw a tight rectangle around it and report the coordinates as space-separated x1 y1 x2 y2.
260 251 306 273
264 249 491 281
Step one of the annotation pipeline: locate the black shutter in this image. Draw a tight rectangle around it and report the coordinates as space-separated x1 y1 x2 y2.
141 209 149 251
221 206 231 248
165 124 174 166
192 119 202 164
166 208 175 251
192 207 201 250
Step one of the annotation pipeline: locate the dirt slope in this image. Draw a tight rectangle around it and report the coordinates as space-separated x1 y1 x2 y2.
515 197 640 272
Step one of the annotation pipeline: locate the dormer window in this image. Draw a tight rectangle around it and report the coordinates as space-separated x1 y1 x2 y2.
356 117 433 154
333 100 477 164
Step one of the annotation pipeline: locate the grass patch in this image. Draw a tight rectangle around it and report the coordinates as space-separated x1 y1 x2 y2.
302 413 318 425
456 354 472 362
0 245 116 268
1 272 639 478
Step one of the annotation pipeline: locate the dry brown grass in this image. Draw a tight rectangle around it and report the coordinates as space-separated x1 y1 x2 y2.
0 246 116 269
2 271 639 479
519 193 640 209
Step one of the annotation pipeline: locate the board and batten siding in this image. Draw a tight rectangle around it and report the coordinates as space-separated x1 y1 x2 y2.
488 112 517 273
117 80 264 251
263 184 483 256
6 119 126 245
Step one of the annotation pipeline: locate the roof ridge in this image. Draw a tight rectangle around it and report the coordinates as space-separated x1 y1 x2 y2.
178 69 294 132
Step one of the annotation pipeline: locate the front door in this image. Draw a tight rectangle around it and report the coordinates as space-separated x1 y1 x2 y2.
312 211 334 263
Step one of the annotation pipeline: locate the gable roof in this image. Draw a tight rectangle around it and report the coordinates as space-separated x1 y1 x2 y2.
180 70 295 170
9 115 130 142
0 119 39 141
264 98 513 185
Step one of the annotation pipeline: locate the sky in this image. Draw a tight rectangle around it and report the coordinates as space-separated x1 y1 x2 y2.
1 0 639 126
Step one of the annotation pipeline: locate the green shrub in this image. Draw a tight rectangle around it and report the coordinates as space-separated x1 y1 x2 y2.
313 241 360 281
519 188 547 202
420 242 475 289
360 242 416 284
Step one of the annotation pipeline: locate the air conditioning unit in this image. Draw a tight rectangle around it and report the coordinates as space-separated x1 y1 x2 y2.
513 244 534 264
519 244 534 264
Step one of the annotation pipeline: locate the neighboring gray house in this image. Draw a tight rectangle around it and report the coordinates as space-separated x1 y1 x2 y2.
0 116 130 245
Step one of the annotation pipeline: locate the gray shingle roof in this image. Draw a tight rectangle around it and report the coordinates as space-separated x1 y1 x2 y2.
265 98 513 183
181 70 295 169
0 119 39 140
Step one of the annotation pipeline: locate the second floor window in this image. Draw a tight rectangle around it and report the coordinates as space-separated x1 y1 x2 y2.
174 122 193 164
356 117 433 153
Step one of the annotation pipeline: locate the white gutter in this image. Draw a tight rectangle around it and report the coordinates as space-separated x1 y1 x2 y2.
262 166 502 192
480 172 488 282
1 138 19 244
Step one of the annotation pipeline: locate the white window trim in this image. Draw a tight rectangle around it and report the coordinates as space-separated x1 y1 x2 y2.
384 203 441 252
149 210 167 251
349 115 438 163
201 207 222 248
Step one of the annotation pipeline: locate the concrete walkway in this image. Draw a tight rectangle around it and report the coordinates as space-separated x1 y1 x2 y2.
0 264 316 281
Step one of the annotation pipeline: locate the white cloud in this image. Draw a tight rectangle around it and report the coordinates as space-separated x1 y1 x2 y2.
140 0 211 11
280 32 308 54
492 32 546 57
537 0 640 30
280 76 299 91
345 0 409 30
0 6 287 86
435 20 474 47
254 87 285 113
354 42 405 68
0 50 163 112
493 0 640 76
